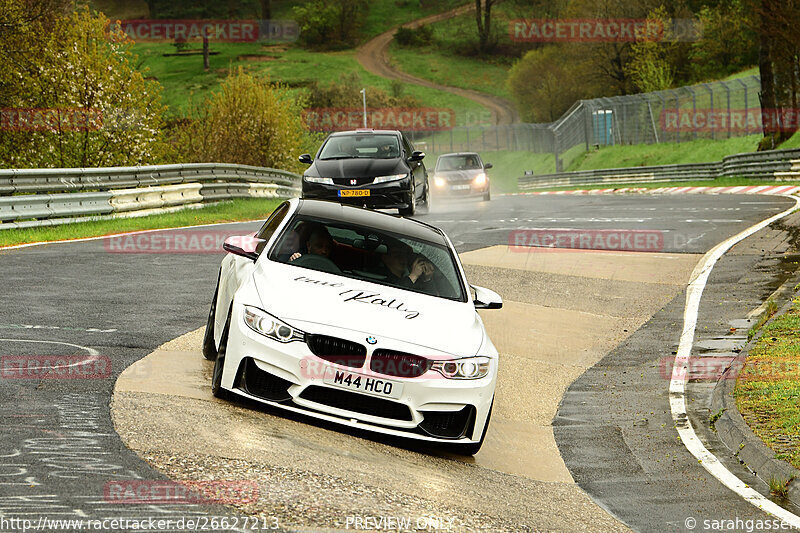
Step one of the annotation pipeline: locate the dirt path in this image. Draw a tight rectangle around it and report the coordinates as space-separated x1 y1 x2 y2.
355 4 521 126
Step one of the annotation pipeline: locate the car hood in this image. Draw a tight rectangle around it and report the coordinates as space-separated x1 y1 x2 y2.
251 261 484 356
309 158 406 179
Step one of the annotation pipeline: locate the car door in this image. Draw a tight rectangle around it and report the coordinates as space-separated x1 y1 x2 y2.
402 134 426 197
216 202 291 342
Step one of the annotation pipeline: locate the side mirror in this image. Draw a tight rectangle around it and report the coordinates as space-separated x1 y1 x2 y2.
298 153 313 165
484 163 493 169
408 151 425 162
472 285 502 310
223 235 265 262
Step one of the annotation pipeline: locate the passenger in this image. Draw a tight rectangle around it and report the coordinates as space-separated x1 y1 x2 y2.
372 239 434 289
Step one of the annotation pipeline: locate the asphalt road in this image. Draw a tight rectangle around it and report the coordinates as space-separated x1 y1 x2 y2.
0 193 795 531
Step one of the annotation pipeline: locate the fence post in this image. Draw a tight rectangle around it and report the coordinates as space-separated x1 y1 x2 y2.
583 102 591 151
554 128 562 173
688 86 698 140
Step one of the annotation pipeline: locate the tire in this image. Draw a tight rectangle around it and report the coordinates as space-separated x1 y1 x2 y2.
211 306 233 399
416 182 431 215
398 184 416 216
450 400 493 456
483 187 491 202
202 272 220 361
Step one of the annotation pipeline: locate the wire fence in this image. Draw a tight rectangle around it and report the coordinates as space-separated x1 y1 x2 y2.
405 75 764 172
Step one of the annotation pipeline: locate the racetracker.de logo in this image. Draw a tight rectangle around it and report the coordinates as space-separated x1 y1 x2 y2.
104 231 252 254
303 108 456 132
660 108 800 134
1 355 111 379
1 108 103 132
509 18 702 43
508 229 664 252
113 19 299 42
662 356 800 382
103 480 259 505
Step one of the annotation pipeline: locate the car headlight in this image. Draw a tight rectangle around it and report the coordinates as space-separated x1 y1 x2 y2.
473 172 487 185
431 356 491 380
243 306 305 343
434 176 446 187
372 173 407 184
304 176 333 184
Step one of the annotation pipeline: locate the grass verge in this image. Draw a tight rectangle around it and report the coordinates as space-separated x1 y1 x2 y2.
0 198 283 248
528 177 800 193
735 294 800 470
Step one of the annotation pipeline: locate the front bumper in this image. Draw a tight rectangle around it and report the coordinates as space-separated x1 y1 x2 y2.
219 305 495 444
432 180 489 198
302 178 413 209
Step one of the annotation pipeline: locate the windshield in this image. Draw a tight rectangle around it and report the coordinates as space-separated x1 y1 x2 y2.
318 134 401 160
436 154 482 171
268 215 466 302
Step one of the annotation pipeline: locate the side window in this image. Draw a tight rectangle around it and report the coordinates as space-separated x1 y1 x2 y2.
256 203 290 241
401 135 413 157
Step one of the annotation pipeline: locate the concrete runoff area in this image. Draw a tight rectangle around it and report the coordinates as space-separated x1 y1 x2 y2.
112 244 702 530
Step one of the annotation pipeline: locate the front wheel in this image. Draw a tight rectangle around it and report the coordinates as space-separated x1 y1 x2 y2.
211 307 232 399
416 182 431 215
483 187 491 202
202 272 220 361
398 185 416 216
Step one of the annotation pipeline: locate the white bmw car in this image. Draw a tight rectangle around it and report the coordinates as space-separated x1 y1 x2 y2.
203 198 502 454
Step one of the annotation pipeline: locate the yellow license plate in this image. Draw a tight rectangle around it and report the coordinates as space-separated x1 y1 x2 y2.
338 189 370 197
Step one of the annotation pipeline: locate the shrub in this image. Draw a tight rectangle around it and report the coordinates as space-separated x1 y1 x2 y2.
174 69 313 173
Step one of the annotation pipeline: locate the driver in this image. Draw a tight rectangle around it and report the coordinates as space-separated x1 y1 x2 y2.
289 226 342 274
377 142 396 158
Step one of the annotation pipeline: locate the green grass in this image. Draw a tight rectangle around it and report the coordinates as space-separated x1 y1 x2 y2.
362 0 464 40
567 135 765 171
0 198 282 247
388 42 512 101
529 177 800 193
133 42 485 120
735 299 800 470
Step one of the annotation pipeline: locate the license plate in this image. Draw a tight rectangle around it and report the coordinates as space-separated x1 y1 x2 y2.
323 368 402 399
450 184 470 191
338 189 370 197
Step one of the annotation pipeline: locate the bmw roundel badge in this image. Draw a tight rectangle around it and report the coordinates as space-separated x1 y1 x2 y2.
366 336 377 345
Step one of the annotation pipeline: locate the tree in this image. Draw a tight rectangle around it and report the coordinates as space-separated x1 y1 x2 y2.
294 0 369 50
689 0 758 81
625 6 676 93
0 5 166 168
506 46 597 122
745 0 800 149
475 0 498 54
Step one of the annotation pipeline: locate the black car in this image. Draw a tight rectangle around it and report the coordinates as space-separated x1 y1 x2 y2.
299 129 430 216
431 152 492 201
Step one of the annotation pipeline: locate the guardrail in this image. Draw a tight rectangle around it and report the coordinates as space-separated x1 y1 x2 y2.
0 164 302 229
518 148 800 190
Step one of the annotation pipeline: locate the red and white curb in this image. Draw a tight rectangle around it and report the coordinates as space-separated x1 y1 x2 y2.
507 185 800 196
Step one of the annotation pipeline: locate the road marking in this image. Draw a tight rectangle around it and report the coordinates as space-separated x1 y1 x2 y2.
0 324 117 333
0 338 99 356
670 194 800 526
